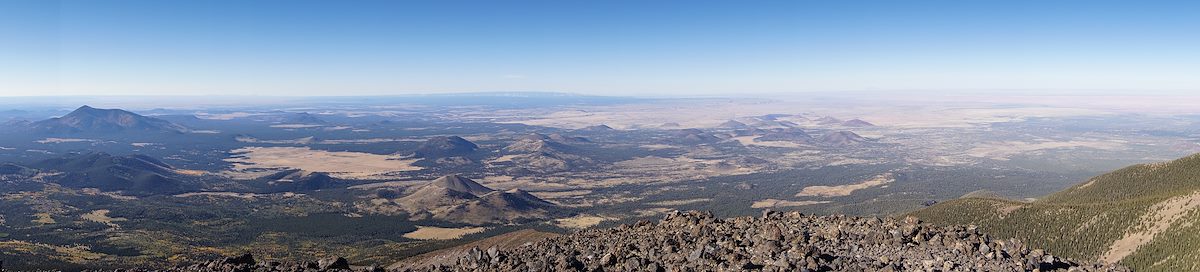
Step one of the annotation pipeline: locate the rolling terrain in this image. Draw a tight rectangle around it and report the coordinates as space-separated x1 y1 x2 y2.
0 95 1197 270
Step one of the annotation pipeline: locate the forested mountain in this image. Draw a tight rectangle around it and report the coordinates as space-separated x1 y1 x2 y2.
911 153 1200 271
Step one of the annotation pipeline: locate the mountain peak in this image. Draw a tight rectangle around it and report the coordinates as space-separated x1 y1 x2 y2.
32 106 188 133
820 130 867 146
842 119 876 127
580 124 614 131
428 175 494 196
413 136 479 158
718 120 750 129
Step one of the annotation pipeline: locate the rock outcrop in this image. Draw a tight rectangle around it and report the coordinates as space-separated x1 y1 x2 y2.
402 210 1128 272
112 254 379 272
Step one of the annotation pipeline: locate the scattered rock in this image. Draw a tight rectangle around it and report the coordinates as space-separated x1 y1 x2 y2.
405 210 1129 272
319 257 350 270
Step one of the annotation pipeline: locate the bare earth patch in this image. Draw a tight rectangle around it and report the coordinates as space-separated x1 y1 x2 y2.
174 192 304 199
81 209 126 227
965 140 1125 160
634 208 676 217
36 138 96 144
402 226 487 240
649 198 712 206
32 213 55 224
79 188 138 200
731 136 804 148
554 214 616 229
751 199 830 209
225 147 421 179
269 124 323 128
174 169 209 176
797 173 895 197
1101 191 1200 263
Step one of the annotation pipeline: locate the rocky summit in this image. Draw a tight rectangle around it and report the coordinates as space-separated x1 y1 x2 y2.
402 210 1127 272
85 255 375 272
68 210 1129 272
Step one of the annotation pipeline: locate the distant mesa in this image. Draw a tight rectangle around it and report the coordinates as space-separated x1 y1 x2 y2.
659 122 682 128
815 116 843 125
841 119 876 127
30 105 189 133
820 130 868 146
414 136 479 158
579 124 615 131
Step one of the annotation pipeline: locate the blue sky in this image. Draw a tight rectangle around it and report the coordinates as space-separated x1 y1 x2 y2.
2 0 1199 96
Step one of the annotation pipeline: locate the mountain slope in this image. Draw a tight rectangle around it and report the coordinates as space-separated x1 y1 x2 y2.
841 119 876 127
393 175 558 224
413 136 478 158
30 106 188 133
755 128 813 142
30 152 190 194
717 120 750 129
820 131 867 146
388 229 560 270
501 135 595 173
254 169 339 191
910 153 1200 271
426 175 495 196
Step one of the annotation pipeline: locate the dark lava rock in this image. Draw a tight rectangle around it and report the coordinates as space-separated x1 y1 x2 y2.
401 211 1130 272
165 211 1129 272
320 257 350 270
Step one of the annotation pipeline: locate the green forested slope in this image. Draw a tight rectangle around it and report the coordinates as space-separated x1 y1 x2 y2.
910 153 1200 271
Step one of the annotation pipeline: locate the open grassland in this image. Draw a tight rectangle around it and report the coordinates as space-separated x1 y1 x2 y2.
797 173 894 197
225 147 421 179
402 226 488 240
